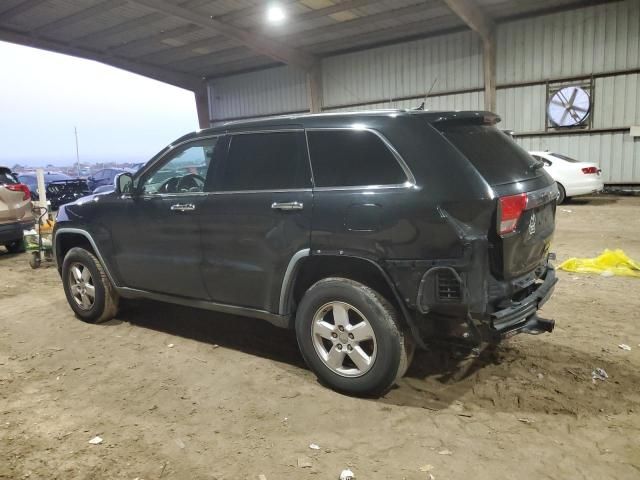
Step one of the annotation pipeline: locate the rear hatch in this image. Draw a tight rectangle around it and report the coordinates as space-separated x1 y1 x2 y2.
434 119 556 280
0 167 31 224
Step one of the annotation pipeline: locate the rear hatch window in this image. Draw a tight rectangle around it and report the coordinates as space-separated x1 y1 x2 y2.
435 124 543 186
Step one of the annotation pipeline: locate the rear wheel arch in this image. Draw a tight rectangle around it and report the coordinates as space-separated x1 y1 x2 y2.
285 254 408 327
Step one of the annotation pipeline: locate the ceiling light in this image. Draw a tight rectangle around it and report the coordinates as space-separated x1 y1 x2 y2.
266 4 286 23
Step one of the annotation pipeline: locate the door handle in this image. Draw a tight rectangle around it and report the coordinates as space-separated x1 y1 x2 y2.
170 203 196 212
271 201 303 211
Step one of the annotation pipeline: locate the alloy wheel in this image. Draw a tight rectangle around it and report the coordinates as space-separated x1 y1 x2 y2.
311 301 377 377
68 262 95 310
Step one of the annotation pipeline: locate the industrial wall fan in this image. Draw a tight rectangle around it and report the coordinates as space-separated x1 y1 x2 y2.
547 85 591 127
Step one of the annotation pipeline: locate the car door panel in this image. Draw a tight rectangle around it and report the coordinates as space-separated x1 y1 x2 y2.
200 190 312 312
199 130 312 313
108 137 221 299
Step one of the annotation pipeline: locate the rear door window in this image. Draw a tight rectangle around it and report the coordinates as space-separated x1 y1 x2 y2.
218 131 310 191
435 124 541 186
306 130 407 188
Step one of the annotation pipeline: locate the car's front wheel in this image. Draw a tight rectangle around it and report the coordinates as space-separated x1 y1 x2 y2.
295 277 412 397
61 247 119 323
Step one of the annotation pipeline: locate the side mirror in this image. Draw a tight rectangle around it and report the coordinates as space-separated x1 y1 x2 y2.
115 172 133 195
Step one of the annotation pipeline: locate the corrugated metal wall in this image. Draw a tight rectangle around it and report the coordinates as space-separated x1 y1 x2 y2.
322 30 483 108
208 65 308 120
208 0 640 183
496 0 640 84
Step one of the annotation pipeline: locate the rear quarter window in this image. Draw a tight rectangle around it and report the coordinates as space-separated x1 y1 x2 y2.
306 130 407 188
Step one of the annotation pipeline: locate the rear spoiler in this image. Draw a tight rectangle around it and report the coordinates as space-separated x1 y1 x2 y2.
431 111 501 126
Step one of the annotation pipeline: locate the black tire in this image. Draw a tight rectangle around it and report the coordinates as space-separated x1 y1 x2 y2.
556 183 566 204
5 240 25 254
295 277 411 397
61 247 119 323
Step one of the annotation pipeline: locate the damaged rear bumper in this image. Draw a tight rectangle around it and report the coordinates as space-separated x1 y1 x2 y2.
488 264 557 340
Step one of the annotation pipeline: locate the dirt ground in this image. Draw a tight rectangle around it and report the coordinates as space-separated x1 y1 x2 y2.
1 196 639 480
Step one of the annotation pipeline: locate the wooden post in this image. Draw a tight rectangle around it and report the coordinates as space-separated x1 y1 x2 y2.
483 35 496 112
307 63 323 113
194 84 210 129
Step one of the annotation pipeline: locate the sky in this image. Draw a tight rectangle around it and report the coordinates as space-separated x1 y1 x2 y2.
0 41 199 167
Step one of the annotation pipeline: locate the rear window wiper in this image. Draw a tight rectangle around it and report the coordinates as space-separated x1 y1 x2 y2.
530 160 545 171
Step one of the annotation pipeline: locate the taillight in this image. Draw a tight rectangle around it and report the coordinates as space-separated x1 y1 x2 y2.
581 167 598 174
498 193 527 236
6 183 31 201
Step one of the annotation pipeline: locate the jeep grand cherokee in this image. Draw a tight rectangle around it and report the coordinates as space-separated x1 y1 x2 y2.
53 110 558 396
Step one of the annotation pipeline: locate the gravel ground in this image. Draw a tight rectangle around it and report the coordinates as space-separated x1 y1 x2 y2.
1 195 639 479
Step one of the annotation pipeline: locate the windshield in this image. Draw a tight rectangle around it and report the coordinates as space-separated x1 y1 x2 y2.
551 153 581 163
435 124 542 186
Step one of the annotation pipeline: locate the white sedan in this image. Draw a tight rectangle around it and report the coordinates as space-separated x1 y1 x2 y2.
529 151 604 204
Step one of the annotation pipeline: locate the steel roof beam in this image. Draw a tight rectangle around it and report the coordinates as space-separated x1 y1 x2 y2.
0 26 202 90
442 0 494 42
129 0 318 70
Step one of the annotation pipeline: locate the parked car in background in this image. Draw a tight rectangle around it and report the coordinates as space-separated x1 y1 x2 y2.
87 168 133 192
0 166 33 253
53 110 558 396
18 172 92 211
529 151 604 203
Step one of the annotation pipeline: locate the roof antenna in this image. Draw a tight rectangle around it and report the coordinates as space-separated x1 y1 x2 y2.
416 77 439 110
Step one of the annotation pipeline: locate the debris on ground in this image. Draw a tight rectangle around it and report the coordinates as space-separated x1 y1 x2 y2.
559 249 640 277
419 464 435 472
561 209 573 213
339 469 355 480
297 456 312 468
438 449 453 455
174 438 185 449
88 436 103 445
167 344 175 348
592 368 609 382
309 443 320 450
618 344 631 351
518 417 534 424
258 475 267 480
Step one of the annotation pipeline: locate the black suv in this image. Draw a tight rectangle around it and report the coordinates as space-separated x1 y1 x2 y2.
53 110 558 396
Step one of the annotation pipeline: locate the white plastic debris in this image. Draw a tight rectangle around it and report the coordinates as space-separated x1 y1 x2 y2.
438 449 453 455
592 368 609 381
88 436 103 445
561 209 573 213
297 456 312 468
419 464 435 472
618 344 631 351
309 443 320 450
258 475 267 480
339 469 355 480
167 343 175 348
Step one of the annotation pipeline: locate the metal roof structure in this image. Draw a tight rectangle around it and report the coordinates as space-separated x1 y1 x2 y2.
0 0 605 92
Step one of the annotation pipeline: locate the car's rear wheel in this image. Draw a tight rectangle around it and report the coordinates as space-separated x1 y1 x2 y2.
61 247 119 323
556 183 566 204
295 277 412 397
5 240 25 254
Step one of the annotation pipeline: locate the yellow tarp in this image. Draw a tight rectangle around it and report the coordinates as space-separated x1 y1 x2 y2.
558 249 640 278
